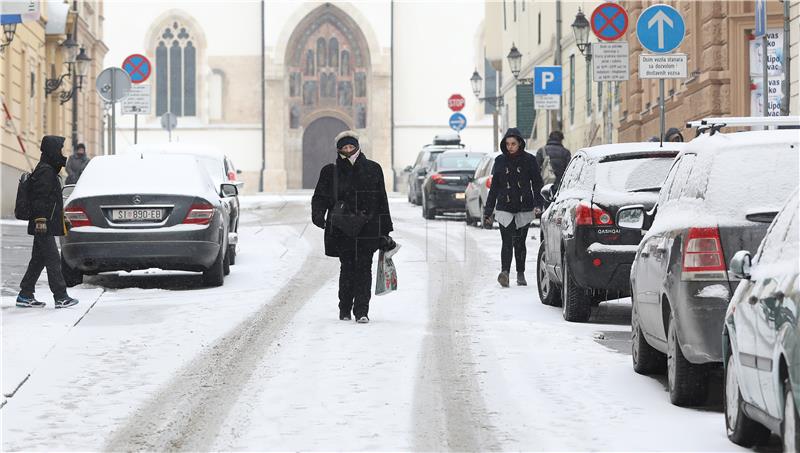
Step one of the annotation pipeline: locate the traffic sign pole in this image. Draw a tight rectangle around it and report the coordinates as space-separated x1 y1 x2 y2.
763 34 769 117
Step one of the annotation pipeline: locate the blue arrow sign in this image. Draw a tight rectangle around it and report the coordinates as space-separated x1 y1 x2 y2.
636 4 685 54
534 66 562 95
449 112 467 131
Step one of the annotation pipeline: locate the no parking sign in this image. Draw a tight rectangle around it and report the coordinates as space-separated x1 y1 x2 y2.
122 54 152 84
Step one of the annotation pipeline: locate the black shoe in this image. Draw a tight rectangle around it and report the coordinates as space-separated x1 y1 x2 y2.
339 308 352 321
54 296 79 309
497 271 509 288
517 272 527 286
16 295 45 308
356 316 369 324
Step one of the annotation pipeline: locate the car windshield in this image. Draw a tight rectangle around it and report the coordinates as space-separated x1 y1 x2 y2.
595 157 674 193
437 153 484 171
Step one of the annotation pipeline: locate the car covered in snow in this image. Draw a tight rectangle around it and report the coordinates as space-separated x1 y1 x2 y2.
464 152 495 227
723 188 799 450
420 150 487 219
60 154 237 287
536 142 683 322
621 128 799 407
405 133 465 206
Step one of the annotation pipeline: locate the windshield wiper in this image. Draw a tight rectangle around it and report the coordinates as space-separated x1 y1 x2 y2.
629 187 661 193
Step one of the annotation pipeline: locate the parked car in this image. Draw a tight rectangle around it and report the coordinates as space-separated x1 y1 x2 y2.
621 129 799 407
126 144 243 264
60 154 237 287
723 189 799 449
405 133 464 205
465 153 495 226
537 142 682 322
420 150 486 219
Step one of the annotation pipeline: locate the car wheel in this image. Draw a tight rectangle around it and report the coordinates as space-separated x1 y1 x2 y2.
724 353 770 446
223 248 231 276
227 244 237 266
422 195 436 220
537 242 561 307
203 244 226 287
561 255 591 322
631 300 666 374
60 254 83 287
783 378 800 452
667 312 709 406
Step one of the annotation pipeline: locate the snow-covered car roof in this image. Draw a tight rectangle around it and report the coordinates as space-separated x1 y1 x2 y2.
67 154 220 204
681 129 799 157
123 142 226 157
578 142 685 160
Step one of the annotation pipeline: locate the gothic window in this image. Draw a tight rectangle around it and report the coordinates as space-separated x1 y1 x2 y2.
316 38 326 68
303 81 318 106
290 72 301 97
154 20 197 117
356 104 367 129
338 81 352 106
354 72 366 97
328 38 339 68
305 50 315 76
290 105 300 128
341 50 350 76
321 73 336 98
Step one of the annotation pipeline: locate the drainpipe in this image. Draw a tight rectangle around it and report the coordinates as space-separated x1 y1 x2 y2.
391 0 396 192
259 0 266 192
555 0 563 131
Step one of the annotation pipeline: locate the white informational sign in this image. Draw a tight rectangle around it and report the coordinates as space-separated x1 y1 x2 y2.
592 41 630 82
534 94 560 110
638 54 688 79
121 84 151 115
750 28 785 117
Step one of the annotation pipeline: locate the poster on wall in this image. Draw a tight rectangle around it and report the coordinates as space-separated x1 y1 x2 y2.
750 28 784 116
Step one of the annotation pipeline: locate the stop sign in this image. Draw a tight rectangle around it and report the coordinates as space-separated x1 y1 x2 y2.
448 94 465 112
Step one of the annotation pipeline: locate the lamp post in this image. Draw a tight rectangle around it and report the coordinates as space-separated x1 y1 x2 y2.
572 8 612 144
0 23 17 52
471 69 504 152
71 47 92 151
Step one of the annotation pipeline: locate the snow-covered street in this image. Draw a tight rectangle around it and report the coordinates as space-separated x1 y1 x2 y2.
1 194 753 451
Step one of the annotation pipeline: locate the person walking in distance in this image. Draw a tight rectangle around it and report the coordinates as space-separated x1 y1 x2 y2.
535 130 571 190
16 136 79 308
65 143 90 185
484 128 545 288
311 131 395 323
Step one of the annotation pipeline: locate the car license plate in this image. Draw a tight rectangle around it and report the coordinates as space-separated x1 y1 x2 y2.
455 193 465 199
111 208 163 222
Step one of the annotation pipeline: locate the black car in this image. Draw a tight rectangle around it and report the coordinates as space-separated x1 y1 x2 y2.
620 129 799 407
537 142 683 322
420 150 486 219
405 133 464 205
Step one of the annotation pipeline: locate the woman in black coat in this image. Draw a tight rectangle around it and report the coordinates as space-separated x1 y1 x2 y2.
311 131 394 323
483 128 545 288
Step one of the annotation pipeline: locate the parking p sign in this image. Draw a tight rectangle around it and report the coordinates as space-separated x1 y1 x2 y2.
534 66 562 110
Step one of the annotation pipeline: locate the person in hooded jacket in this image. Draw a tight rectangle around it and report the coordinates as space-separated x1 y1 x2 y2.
65 143 90 185
535 130 571 189
16 136 79 308
484 128 545 288
311 131 395 324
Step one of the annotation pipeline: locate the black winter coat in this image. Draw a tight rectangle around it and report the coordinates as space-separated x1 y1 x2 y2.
535 139 572 188
311 152 393 257
28 136 67 236
484 128 545 217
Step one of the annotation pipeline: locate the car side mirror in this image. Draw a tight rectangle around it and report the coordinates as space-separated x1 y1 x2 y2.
730 250 752 280
220 183 238 197
236 169 242 174
417 168 427 175
62 184 76 201
540 183 554 203
404 165 413 173
617 205 646 230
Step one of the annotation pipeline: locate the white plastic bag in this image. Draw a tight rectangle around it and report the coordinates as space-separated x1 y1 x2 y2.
375 243 400 296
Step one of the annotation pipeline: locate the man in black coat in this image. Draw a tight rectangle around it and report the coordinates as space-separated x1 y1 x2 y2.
311 130 394 323
535 130 572 189
65 143 90 185
17 136 79 309
483 128 545 287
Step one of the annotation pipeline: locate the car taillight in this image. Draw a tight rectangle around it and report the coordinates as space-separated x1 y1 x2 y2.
65 206 92 227
486 176 492 189
183 203 214 225
227 170 236 181
575 201 614 226
682 227 727 281
431 173 445 185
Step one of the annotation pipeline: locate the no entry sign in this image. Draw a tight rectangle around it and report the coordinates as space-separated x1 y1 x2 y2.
122 54 152 84
591 3 629 42
448 94 465 112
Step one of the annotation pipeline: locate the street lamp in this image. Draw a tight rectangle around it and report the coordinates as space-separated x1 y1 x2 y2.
46 37 91 105
61 33 79 65
74 47 92 86
470 69 482 98
571 8 591 56
507 43 522 79
0 23 17 51
469 69 504 151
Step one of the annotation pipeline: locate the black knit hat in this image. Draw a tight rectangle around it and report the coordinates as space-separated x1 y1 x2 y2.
335 130 360 151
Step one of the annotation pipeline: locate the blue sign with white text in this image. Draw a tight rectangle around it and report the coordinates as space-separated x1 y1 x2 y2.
534 66 562 95
449 112 467 131
636 4 685 54
755 0 767 37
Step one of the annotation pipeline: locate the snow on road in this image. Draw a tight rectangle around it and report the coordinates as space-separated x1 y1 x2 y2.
1 194 749 451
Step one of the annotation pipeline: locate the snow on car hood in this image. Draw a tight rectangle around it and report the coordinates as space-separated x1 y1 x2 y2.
67 154 220 203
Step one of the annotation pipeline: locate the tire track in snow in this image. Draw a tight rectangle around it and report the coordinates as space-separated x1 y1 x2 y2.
407 221 501 451
104 249 336 451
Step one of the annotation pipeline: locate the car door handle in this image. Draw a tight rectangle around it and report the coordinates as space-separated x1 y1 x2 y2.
748 296 759 305
640 250 650 258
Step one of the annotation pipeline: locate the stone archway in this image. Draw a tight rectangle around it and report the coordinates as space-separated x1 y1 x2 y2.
302 116 349 188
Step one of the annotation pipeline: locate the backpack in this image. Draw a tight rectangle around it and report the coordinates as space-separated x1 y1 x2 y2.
540 147 557 185
14 172 32 220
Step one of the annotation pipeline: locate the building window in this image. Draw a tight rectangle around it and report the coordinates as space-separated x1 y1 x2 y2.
328 38 339 68
305 50 315 76
537 12 541 44
338 81 353 106
503 0 507 30
513 0 517 21
289 72 301 97
317 38 326 68
484 57 497 115
303 81 317 106
208 70 223 120
290 105 300 128
354 72 366 97
155 21 197 117
569 54 575 125
356 104 367 129
341 50 350 76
